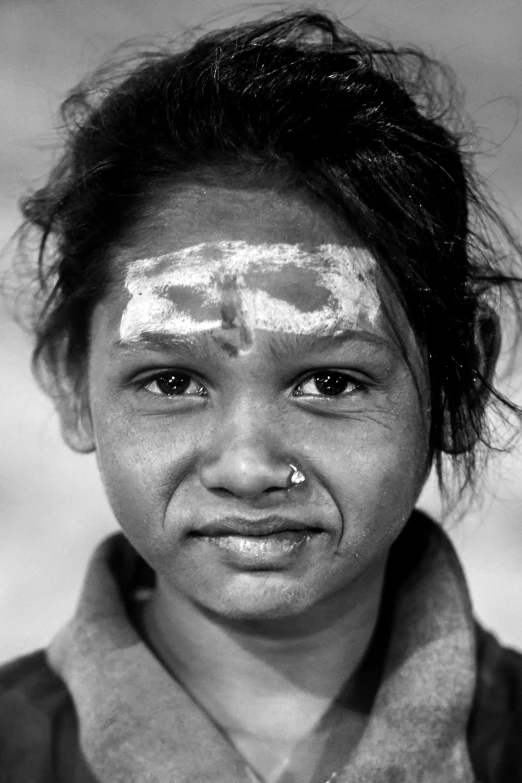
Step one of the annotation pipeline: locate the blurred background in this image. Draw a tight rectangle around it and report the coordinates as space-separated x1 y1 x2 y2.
1 0 521 664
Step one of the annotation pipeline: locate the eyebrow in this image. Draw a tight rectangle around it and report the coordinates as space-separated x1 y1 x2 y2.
114 328 397 359
264 329 396 360
114 333 207 355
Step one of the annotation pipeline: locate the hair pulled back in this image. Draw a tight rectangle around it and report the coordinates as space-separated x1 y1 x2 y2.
17 10 522 502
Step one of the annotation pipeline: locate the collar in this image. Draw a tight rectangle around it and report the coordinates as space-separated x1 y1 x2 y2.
47 512 477 783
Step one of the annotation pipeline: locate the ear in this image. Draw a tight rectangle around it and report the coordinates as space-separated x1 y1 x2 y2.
438 307 501 455
54 379 96 454
41 345 96 454
476 307 502 390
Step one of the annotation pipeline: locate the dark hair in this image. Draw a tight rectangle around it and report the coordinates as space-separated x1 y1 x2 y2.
16 10 522 503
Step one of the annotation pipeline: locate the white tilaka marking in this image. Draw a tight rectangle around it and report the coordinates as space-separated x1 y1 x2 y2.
120 241 380 345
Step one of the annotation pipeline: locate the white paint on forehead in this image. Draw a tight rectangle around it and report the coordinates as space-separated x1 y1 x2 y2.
119 241 380 343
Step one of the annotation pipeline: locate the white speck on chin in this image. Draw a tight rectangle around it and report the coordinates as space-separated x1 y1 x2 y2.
119 241 380 342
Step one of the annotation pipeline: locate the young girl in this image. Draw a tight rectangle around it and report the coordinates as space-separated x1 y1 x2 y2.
1 11 521 783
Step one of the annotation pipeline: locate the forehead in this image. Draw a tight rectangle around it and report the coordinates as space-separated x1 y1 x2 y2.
105 184 419 360
117 183 360 259
119 241 381 345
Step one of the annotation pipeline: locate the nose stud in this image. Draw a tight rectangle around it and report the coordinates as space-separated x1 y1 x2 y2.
287 463 306 488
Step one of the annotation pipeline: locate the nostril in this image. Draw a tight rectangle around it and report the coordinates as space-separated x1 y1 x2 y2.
210 487 236 498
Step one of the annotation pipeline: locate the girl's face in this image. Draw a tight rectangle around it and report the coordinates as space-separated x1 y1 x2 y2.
78 185 430 620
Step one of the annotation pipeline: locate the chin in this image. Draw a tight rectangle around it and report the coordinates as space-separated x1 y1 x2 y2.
199 574 316 624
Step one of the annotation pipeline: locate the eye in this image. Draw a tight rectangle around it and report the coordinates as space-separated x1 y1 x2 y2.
295 371 360 397
144 372 207 397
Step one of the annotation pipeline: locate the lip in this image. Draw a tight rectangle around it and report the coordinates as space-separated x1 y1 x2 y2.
193 515 322 538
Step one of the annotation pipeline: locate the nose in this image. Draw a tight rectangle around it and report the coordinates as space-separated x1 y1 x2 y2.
199 406 292 499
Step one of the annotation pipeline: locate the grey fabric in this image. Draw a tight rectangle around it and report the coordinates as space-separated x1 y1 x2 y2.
46 517 477 783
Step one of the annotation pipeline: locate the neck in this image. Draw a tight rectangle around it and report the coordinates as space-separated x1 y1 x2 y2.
141 561 386 749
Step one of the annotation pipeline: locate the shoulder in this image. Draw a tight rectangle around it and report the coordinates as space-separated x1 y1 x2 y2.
0 648 69 708
0 650 94 782
468 623 522 782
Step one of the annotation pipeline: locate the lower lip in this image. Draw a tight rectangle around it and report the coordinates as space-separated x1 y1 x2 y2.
198 531 321 566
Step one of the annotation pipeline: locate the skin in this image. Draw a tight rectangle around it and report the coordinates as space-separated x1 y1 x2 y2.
58 185 432 783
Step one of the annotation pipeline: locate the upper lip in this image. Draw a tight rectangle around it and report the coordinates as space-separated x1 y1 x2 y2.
195 516 321 537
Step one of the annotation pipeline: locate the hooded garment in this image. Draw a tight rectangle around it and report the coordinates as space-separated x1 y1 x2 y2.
0 511 521 783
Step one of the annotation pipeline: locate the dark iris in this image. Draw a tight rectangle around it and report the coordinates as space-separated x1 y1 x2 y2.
314 372 350 396
155 373 192 395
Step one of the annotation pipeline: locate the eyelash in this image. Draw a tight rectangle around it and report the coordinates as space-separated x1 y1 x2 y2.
294 371 364 398
143 373 207 398
140 370 366 400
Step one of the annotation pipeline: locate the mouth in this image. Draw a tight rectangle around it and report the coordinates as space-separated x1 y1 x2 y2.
192 517 326 567
194 515 323 538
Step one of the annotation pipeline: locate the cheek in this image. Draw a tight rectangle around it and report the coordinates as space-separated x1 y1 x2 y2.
314 404 429 546
89 400 199 543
